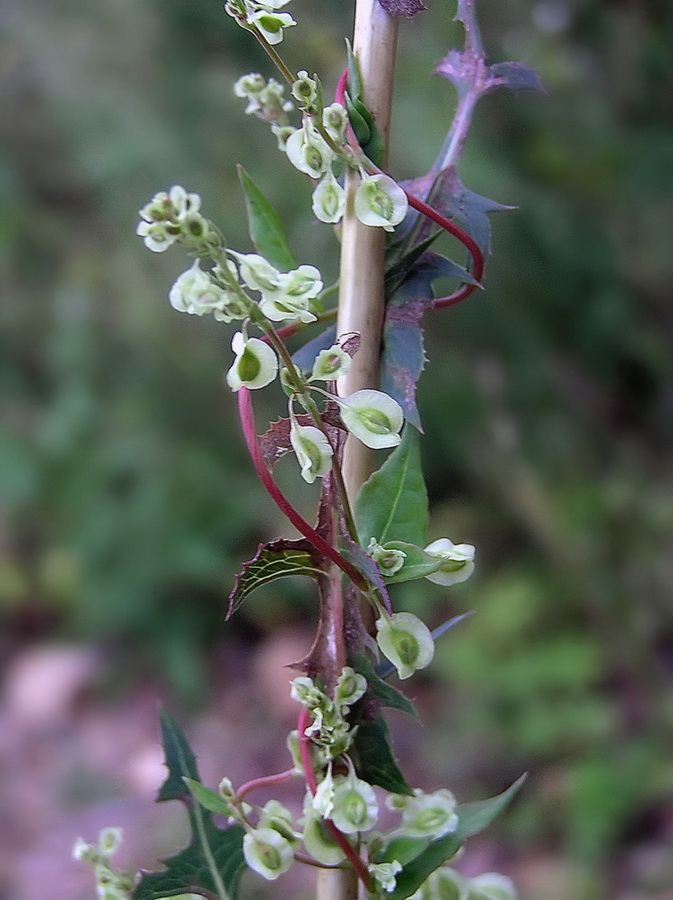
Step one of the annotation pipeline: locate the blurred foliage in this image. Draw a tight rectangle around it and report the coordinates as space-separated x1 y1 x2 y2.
1 0 673 894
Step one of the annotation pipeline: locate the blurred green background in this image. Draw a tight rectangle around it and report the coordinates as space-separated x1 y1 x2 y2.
2 0 672 898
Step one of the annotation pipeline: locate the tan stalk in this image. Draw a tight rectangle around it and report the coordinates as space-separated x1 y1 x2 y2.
321 2 398 899
337 0 399 498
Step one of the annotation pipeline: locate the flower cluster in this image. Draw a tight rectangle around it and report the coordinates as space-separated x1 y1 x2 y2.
136 185 213 254
73 828 134 900
291 667 366 760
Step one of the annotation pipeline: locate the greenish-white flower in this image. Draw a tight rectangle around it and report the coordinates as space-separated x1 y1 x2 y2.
258 800 299 843
369 860 403 893
232 252 285 296
310 344 351 381
248 9 295 44
334 667 367 707
259 265 322 323
423 539 475 586
312 171 347 224
330 770 378 834
469 873 517 900
376 612 434 680
354 173 408 232
286 122 333 178
322 103 348 143
409 867 470 900
368 538 407 576
339 390 404 449
226 332 278 391
243 827 294 880
290 423 333 483
98 827 123 857
395 788 458 839
292 70 319 109
302 790 348 865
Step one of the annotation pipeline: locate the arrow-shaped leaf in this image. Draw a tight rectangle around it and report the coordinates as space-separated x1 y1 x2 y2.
227 538 323 618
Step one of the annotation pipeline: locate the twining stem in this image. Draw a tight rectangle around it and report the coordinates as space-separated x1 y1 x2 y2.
236 767 297 801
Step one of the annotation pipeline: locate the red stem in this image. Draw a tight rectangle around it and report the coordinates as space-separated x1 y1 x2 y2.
237 388 365 587
335 67 484 310
237 768 297 801
297 708 373 890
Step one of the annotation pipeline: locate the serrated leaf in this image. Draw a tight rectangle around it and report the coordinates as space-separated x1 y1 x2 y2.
133 822 246 900
381 542 445 584
487 61 545 94
183 779 234 818
238 166 296 272
351 653 418 719
157 708 200 803
356 425 428 548
351 712 413 795
227 538 323 618
378 0 426 18
338 528 392 613
386 775 527 900
135 710 247 900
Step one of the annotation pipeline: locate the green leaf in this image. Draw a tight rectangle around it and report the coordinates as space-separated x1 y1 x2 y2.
351 653 418 719
377 836 432 867
237 166 296 272
133 710 247 900
356 425 428 548
133 822 246 900
157 707 200 803
184 779 234 818
386 775 527 900
345 92 371 146
454 773 527 840
351 712 413 796
381 542 446 584
227 539 323 618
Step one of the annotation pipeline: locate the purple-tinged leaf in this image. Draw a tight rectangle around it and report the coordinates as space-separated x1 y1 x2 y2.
227 538 324 618
382 251 471 427
487 61 545 94
378 0 426 18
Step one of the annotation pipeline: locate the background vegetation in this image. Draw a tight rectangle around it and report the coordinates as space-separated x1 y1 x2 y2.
2 1 672 897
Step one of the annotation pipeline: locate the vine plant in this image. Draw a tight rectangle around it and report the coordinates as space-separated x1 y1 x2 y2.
74 1 543 898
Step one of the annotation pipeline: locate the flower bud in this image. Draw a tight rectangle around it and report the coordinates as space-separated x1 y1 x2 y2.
226 332 278 391
369 860 403 894
368 538 407 576
339 390 404 449
243 827 294 880
354 173 408 232
375 612 434 680
290 423 333 483
322 103 348 143
423 539 475 586
291 71 319 110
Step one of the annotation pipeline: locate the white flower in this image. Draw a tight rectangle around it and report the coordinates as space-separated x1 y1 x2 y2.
226 332 278 391
368 538 407 576
232 253 284 296
395 788 458 839
375 612 434 680
290 423 333 483
312 764 335 818
330 771 379 834
136 220 179 253
369 860 403 893
285 123 333 178
423 539 475 586
302 790 347 865
169 261 244 321
259 265 322 323
354 173 408 232
243 827 294 880
310 344 352 381
339 390 404 449
312 172 346 224
322 103 348 143
249 9 296 45
291 70 319 108
469 873 518 900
